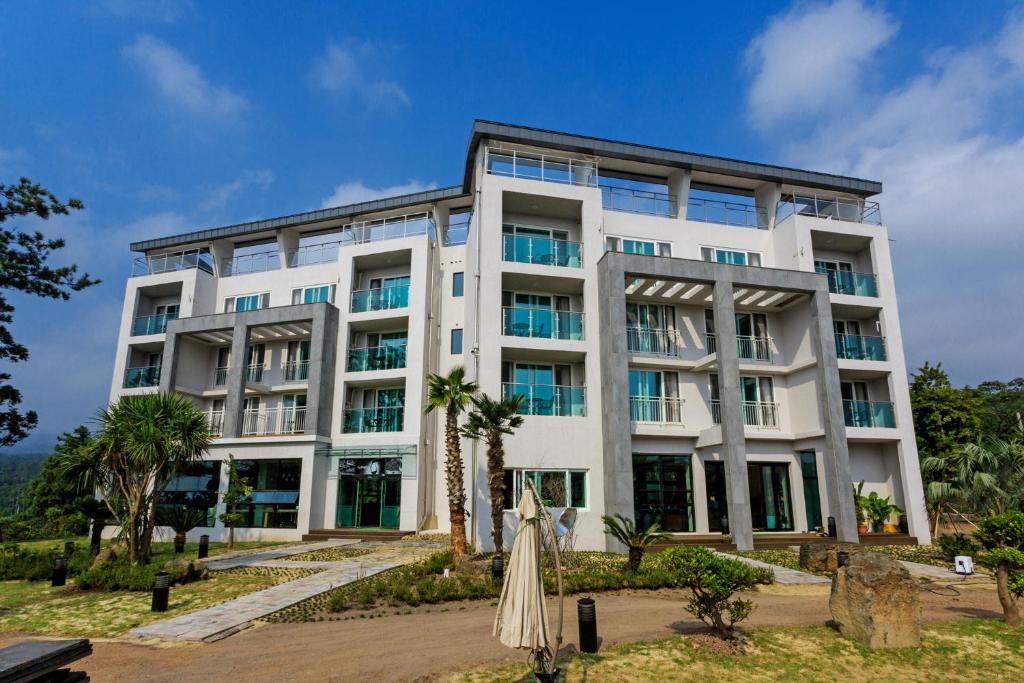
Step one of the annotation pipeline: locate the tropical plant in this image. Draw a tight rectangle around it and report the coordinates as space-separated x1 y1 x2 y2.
661 545 773 639
935 532 980 562
460 393 524 557
602 514 669 571
58 392 211 566
975 511 1024 626
425 366 478 559
861 492 904 532
157 505 209 554
852 480 867 527
219 455 252 549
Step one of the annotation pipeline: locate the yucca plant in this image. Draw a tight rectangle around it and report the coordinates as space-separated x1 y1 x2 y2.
157 505 209 554
602 514 670 571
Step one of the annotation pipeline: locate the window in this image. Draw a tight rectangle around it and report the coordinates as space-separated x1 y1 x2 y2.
450 328 463 354
503 470 587 510
452 272 464 297
225 292 270 313
158 460 221 527
700 247 761 267
605 236 671 257
291 284 336 305
234 459 302 529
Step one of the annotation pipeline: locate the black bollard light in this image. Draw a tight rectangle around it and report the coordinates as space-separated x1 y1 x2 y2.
898 514 909 535
174 535 185 555
152 571 170 612
837 550 850 567
64 540 76 558
90 520 104 555
491 554 504 580
577 597 598 653
827 516 837 538
197 534 209 559
51 555 68 587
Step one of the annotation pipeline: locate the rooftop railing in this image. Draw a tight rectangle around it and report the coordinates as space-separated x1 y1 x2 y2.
132 249 214 277
486 147 598 187
600 186 677 217
131 311 178 336
686 197 768 229
221 249 280 277
777 193 881 225
629 396 684 424
502 383 586 417
843 400 895 428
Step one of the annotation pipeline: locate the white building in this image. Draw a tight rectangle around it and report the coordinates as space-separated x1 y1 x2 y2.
109 120 928 550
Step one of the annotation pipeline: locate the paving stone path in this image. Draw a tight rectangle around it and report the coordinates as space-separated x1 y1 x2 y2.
130 540 442 642
713 550 832 585
203 539 358 570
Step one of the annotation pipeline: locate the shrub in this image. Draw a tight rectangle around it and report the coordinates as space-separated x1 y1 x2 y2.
602 514 669 571
936 533 980 562
975 511 1024 626
0 542 92 581
76 556 203 592
661 546 773 639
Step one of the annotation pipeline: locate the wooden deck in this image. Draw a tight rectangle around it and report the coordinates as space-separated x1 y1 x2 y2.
301 528 408 542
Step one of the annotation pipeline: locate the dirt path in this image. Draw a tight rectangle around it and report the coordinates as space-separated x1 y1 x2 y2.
0 582 1001 683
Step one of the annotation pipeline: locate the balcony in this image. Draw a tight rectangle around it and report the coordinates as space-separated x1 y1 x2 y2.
343 406 404 433
443 213 471 246
351 284 410 313
347 345 407 372
283 360 310 382
213 366 229 386
704 334 772 361
486 148 597 187
287 241 341 268
502 234 582 268
818 269 878 297
627 327 680 356
778 193 881 225
502 383 586 417
123 365 161 388
132 311 178 336
844 400 896 428
207 410 224 437
629 396 684 424
835 334 887 361
242 407 307 436
221 249 280 277
132 249 214 277
502 308 584 341
710 400 781 429
686 197 768 229
246 364 264 383
601 186 677 217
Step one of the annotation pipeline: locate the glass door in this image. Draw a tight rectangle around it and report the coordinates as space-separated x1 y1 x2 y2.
800 451 823 531
631 454 694 532
748 463 794 531
705 461 728 532
513 364 555 415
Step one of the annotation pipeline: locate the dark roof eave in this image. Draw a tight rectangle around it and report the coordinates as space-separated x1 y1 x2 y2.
461 120 882 197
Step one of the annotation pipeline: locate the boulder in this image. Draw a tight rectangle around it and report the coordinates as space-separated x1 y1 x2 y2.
829 552 921 649
90 543 127 570
163 558 209 584
799 543 861 573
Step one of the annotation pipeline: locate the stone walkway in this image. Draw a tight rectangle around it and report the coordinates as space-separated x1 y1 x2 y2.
714 550 831 585
130 541 442 642
204 539 358 570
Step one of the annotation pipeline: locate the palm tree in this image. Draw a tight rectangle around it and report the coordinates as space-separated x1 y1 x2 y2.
157 505 209 554
602 514 670 571
425 366 478 559
461 393 524 556
60 392 211 565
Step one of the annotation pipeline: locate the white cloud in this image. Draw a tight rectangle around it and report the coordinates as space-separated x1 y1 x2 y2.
745 0 898 130
309 42 410 109
200 169 274 212
321 180 434 209
122 35 248 118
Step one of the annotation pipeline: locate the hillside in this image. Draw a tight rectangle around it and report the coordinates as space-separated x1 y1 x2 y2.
0 453 47 514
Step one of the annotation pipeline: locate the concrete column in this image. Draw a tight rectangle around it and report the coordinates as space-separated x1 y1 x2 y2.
754 182 782 230
158 326 182 393
668 169 691 220
712 278 754 550
222 322 250 438
305 304 338 437
808 289 859 542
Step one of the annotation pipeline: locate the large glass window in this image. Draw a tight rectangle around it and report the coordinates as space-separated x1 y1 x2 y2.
632 454 695 532
503 470 587 509
158 460 220 527
800 451 823 531
452 272 464 297
699 247 761 266
292 284 336 304
225 292 270 313
234 459 302 529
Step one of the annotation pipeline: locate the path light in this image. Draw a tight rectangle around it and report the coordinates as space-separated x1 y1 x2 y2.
577 597 598 653
491 555 504 580
64 540 75 557
152 571 170 612
828 516 837 538
198 534 209 559
51 556 67 587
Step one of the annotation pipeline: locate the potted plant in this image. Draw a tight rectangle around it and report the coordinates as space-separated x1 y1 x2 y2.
862 492 904 533
852 481 869 534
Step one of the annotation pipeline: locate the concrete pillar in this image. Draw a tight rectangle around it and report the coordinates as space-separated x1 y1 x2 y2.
808 289 859 542
278 228 299 268
712 278 754 550
753 182 782 230
305 305 338 437
158 325 182 394
668 169 691 220
222 322 250 438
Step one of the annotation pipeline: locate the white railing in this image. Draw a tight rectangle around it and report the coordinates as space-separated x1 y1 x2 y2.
282 360 310 382
213 366 229 386
246 364 264 383
706 333 717 354
206 410 224 437
709 400 781 429
486 147 598 187
736 336 772 362
626 327 681 356
221 249 280 277
629 397 684 424
777 193 881 225
241 407 306 436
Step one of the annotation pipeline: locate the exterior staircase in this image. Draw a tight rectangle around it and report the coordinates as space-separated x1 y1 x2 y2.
301 528 407 542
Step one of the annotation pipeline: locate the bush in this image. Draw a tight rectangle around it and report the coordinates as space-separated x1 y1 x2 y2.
77 557 201 591
660 546 773 639
0 542 92 581
936 533 980 562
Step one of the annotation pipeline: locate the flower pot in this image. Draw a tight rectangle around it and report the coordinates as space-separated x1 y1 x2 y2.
857 523 869 535
883 523 899 534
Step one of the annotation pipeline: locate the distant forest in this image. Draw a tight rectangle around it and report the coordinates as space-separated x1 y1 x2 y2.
0 453 47 514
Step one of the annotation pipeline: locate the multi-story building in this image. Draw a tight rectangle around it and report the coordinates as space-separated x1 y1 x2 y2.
109 120 928 550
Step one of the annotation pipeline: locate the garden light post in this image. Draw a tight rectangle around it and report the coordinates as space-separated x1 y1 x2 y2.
51 555 67 587
198 534 209 559
152 571 170 612
577 597 598 653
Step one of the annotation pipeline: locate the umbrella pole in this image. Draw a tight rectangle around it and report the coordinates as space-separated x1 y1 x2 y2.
525 480 564 676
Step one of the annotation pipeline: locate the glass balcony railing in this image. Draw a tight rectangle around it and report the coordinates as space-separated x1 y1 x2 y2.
834 334 887 361
502 234 582 268
123 365 161 388
347 344 407 372
287 241 341 268
818 269 879 297
686 197 768 229
777 194 881 225
502 307 584 341
132 249 214 277
502 383 586 417
343 406 404 433
443 214 471 246
600 186 677 217
629 396 684 424
627 327 680 356
844 400 896 428
350 284 410 313
486 148 597 187
221 249 280 277
131 311 178 336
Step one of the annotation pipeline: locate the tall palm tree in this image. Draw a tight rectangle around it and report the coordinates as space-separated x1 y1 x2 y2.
461 393 524 556
425 366 478 559
60 392 211 565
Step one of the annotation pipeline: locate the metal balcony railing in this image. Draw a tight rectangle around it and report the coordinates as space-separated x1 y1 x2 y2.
213 366 229 386
241 407 307 436
818 269 879 297
206 410 224 437
221 249 280 277
282 360 310 382
703 334 772 361
843 400 896 428
709 400 781 429
600 186 677 217
131 249 214 277
246 364 264 383
777 193 881 225
627 327 681 356
347 344 407 372
502 308 584 341
686 197 768 229
502 234 582 268
629 396 684 424
501 383 586 417
350 284 410 313
486 147 598 187
123 365 161 388
131 311 178 336
343 406 404 433
834 334 887 361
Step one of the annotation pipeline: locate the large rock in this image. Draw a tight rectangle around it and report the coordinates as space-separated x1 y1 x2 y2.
799 543 861 573
829 552 921 649
163 558 209 584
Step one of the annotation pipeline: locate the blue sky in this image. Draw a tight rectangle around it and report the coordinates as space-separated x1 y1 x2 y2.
1 0 1022 451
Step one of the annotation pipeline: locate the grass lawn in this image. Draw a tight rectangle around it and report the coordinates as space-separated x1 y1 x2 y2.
449 619 1024 682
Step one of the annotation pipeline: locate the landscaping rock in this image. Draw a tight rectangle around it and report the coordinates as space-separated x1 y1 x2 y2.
163 558 209 584
799 543 861 573
829 552 921 649
90 544 126 570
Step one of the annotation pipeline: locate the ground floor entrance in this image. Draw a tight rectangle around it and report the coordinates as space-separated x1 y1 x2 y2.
703 460 795 532
335 458 401 529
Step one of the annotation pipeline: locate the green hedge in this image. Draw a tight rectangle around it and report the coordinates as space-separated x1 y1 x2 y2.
0 542 92 581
